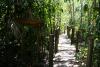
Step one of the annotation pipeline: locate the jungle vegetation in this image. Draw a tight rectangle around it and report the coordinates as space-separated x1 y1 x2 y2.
0 0 100 67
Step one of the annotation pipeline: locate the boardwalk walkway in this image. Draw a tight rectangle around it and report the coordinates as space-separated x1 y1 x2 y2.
53 33 79 67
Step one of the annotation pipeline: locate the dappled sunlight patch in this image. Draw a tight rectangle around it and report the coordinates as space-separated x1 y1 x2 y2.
58 44 76 51
59 38 71 44
73 65 80 67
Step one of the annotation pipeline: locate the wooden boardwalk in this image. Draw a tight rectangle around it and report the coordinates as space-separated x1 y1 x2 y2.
53 33 79 67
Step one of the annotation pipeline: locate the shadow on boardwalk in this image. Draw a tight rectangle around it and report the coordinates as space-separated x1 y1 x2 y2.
53 33 80 67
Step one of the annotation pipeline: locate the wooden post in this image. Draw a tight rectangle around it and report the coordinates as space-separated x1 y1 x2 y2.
49 34 54 67
71 27 75 45
54 28 59 53
86 34 94 67
95 40 100 67
67 26 71 38
75 30 80 52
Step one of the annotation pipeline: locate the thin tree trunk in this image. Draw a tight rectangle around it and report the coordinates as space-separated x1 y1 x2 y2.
48 0 54 66
71 0 75 45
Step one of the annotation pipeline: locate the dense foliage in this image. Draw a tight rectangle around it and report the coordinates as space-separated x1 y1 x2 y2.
0 0 62 67
0 0 100 67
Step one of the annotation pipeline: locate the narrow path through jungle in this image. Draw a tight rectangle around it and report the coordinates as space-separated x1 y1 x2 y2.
53 33 79 67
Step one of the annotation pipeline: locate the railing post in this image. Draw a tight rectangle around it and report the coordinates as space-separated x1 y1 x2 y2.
54 28 60 53
86 34 94 67
49 34 54 67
